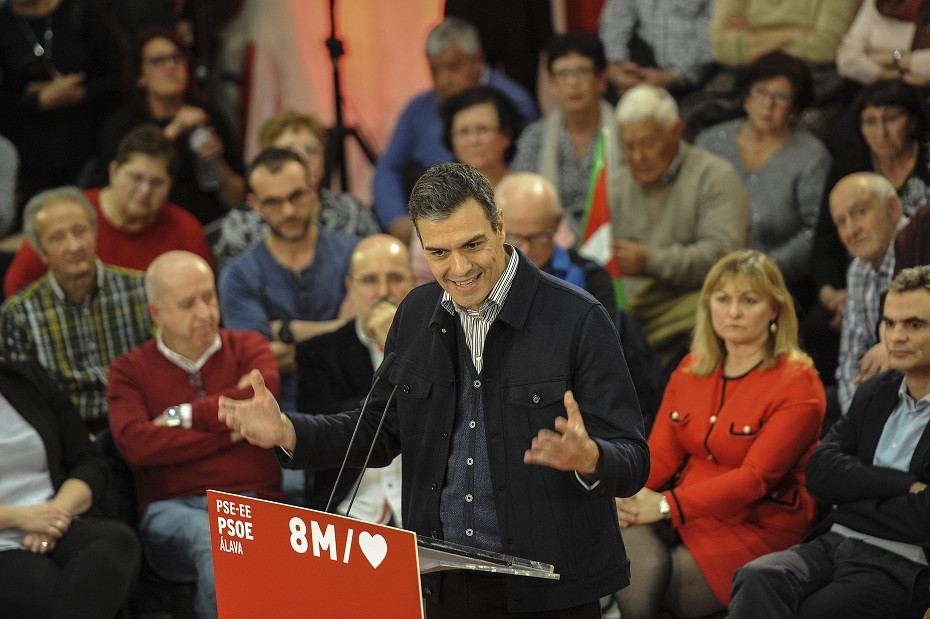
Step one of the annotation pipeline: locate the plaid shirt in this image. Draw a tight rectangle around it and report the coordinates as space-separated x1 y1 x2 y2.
598 0 715 87
836 223 905 413
0 260 152 422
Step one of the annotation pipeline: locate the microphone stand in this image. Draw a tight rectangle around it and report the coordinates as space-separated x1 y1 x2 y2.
324 352 395 513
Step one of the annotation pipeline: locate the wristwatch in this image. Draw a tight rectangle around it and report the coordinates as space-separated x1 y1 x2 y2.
162 406 183 427
658 494 671 521
277 321 294 344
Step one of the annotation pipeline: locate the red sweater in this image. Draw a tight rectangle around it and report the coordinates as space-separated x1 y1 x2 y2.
647 353 826 605
107 329 282 514
4 187 213 298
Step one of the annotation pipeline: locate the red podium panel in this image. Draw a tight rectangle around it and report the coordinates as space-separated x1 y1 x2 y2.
207 490 423 617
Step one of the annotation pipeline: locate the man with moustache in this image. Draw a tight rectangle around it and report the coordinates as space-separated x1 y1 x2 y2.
295 234 414 521
108 251 283 619
830 172 907 413
219 163 649 617
0 187 152 433
219 149 359 412
728 265 930 618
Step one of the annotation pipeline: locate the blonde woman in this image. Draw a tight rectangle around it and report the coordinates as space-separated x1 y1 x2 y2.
615 249 826 618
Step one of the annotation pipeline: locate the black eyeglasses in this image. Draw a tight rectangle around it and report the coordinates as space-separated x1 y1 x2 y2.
145 52 185 69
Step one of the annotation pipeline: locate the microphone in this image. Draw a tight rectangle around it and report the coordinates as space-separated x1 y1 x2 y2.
345 359 411 519
325 351 396 513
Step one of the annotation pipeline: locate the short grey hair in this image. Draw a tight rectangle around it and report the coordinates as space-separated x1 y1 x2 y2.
409 163 498 240
23 186 97 252
615 84 680 129
425 17 482 58
861 172 897 205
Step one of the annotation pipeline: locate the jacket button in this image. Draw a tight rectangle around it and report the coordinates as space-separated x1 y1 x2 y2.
709 415 717 424
423 587 433 597
440 432 448 440
532 394 540 404
743 425 751 434
431 530 438 537
671 411 679 420
431 484 438 491
403 384 410 394
707 454 714 461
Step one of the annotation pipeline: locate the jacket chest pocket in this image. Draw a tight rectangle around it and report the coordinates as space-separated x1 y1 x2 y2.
506 378 567 432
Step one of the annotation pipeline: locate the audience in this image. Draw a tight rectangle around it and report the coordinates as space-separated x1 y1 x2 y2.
0 0 123 204
598 0 716 99
830 173 907 414
213 110 381 275
730 265 930 619
0 187 152 434
696 52 830 296
373 17 537 243
4 124 212 298
0 360 140 616
611 84 749 370
219 149 358 413
513 31 621 241
808 79 930 385
5 9 928 616
615 249 825 618
295 234 412 521
837 0 930 86
108 250 282 619
96 26 245 229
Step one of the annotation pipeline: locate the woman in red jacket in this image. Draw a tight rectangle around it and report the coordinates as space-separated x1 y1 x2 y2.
615 249 826 618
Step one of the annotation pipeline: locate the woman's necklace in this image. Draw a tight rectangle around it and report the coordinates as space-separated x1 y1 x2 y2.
15 14 54 61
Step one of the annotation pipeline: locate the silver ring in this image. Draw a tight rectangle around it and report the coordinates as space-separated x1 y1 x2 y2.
55 520 63 529
40 541 49 548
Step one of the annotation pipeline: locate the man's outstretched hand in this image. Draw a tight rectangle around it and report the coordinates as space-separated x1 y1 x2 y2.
218 369 296 450
524 390 602 480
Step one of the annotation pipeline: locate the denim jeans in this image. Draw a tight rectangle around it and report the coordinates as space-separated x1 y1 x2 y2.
140 493 255 619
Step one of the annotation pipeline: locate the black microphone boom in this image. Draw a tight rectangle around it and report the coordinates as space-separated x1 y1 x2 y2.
324 352 396 513
345 359 411 519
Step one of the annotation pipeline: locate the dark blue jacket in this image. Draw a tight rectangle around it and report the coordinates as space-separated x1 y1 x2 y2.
286 251 649 612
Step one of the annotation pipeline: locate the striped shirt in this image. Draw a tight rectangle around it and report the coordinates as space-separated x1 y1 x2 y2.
0 260 153 422
440 247 518 374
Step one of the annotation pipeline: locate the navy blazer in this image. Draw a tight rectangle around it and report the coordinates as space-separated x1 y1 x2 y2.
295 320 374 510
0 360 107 502
286 250 649 612
807 370 930 556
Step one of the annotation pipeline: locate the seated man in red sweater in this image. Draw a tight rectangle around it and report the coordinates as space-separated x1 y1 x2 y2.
107 250 282 619
4 124 212 297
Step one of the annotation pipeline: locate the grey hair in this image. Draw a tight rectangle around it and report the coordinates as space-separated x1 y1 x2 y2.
23 186 97 252
860 171 897 205
409 163 498 239
425 17 482 58
887 264 930 295
615 84 680 129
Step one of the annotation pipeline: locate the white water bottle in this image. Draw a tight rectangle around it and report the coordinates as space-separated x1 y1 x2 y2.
189 126 222 192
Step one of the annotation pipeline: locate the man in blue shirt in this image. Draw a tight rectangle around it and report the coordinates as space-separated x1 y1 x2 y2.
219 149 358 412
373 17 537 245
729 265 930 618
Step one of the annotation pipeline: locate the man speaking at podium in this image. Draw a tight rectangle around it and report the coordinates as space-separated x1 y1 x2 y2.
220 163 649 617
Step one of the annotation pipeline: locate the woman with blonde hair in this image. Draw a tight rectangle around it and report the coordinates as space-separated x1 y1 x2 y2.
615 249 826 618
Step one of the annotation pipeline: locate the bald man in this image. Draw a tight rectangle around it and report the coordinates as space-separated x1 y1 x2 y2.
295 235 414 522
107 251 284 619
496 172 618 317
830 173 907 413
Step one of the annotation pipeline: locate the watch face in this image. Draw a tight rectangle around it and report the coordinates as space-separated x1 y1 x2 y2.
278 321 294 344
164 407 182 427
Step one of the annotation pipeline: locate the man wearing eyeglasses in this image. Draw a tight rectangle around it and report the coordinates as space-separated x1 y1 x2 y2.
219 149 360 413
512 31 623 243
495 172 617 318
294 234 414 520
108 250 283 619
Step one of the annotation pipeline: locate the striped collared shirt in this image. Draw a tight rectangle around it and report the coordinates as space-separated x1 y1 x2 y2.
440 247 518 374
0 260 152 422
